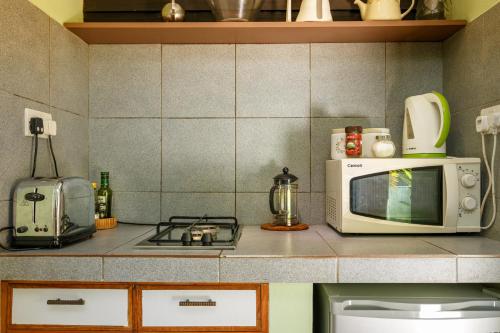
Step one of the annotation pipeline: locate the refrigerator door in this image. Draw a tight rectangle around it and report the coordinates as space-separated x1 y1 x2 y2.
332 299 500 333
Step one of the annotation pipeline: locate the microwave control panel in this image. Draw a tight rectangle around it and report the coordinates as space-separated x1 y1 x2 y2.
456 163 481 230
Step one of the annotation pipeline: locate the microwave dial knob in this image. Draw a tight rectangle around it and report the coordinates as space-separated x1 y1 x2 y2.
461 196 477 211
461 174 477 188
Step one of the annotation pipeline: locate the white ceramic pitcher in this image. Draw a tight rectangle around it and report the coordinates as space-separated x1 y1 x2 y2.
354 0 415 20
295 0 333 22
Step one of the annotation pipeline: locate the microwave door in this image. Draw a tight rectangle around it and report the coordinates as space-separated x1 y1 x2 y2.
349 166 448 230
443 164 459 231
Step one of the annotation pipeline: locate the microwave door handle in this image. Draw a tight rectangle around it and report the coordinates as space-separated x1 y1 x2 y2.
443 164 459 230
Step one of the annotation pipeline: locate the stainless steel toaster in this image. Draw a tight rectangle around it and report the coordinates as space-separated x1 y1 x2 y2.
13 177 96 248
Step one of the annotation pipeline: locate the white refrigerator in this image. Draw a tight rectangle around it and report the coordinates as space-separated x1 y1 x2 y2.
314 284 500 333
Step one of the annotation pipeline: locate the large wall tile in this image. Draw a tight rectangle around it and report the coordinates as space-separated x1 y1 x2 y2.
310 192 325 224
113 192 160 224
0 0 49 103
90 45 161 118
0 91 52 201
236 44 310 117
162 119 235 192
482 3 500 106
0 201 10 244
311 43 385 117
161 193 235 220
236 193 310 225
310 117 384 192
386 42 442 118
51 108 89 178
236 118 310 192
50 21 89 117
89 119 161 192
162 45 235 118
443 17 485 113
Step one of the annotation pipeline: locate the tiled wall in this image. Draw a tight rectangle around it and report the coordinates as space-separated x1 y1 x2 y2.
0 0 89 240
89 42 442 225
444 3 500 240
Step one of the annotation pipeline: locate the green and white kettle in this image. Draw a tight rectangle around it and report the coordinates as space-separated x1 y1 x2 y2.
402 91 451 158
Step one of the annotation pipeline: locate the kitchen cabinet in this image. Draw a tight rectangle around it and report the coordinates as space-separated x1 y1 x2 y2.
1 281 269 333
1 281 134 333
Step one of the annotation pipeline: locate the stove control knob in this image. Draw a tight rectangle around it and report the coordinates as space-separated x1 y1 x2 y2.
202 233 213 246
181 231 192 246
461 174 477 188
461 196 477 211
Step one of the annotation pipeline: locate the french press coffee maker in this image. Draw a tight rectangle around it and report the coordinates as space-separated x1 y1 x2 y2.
269 167 300 226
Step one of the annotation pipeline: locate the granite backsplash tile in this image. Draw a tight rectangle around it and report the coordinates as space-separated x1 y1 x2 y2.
0 0 89 235
444 3 500 241
89 39 450 224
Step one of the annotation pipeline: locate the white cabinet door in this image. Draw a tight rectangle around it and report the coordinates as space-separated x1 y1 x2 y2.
12 288 129 326
142 289 257 327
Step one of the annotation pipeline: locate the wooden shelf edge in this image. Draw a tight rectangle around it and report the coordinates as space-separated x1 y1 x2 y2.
64 20 467 44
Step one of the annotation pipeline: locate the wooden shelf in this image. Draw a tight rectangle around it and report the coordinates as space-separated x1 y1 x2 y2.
64 20 466 44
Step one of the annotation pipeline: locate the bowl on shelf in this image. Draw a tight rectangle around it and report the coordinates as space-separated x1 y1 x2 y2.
206 0 264 21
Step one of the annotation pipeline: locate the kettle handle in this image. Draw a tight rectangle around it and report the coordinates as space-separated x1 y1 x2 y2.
269 185 279 215
401 0 415 18
425 91 451 148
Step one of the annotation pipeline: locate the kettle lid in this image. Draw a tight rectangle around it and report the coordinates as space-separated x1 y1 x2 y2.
273 167 298 185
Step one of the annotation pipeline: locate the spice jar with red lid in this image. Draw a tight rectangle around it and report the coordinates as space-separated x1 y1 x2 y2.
345 126 362 157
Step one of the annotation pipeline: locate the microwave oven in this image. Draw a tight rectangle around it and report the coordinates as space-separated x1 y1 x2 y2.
325 158 481 234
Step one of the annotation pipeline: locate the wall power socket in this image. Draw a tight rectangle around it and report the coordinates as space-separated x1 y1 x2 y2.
24 108 57 138
478 104 500 134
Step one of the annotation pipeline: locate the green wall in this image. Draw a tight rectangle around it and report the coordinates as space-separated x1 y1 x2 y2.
28 0 83 24
450 0 500 21
270 284 313 333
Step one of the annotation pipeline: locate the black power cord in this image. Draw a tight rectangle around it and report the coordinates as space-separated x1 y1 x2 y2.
48 135 59 178
31 133 38 178
0 226 42 252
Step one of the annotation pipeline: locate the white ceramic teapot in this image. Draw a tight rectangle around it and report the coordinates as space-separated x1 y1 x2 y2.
354 0 415 20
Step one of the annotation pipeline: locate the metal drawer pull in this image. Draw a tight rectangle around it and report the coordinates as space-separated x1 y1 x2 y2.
47 298 85 305
179 299 216 307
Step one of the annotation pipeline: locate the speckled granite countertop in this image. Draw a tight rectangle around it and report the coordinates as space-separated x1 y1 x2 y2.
1 224 499 283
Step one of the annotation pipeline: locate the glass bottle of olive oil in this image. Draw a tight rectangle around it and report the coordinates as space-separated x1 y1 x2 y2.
97 172 113 218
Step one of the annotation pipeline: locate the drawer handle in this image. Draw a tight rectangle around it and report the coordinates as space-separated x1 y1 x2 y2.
179 299 216 307
47 298 85 306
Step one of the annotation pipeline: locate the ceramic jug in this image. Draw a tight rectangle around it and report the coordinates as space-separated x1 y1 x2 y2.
296 0 333 22
354 0 415 20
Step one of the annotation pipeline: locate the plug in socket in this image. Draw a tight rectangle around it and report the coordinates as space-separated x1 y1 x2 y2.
24 108 52 139
480 104 500 134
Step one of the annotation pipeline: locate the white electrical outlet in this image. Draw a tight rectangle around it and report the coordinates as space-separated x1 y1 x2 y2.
480 104 500 134
24 108 53 139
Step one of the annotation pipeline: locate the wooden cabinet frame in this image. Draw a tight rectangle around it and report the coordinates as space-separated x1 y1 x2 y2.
134 283 269 333
1 281 269 333
1 281 134 333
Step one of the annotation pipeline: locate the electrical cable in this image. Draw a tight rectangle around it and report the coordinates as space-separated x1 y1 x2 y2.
482 132 497 230
48 135 59 178
481 133 492 213
0 226 42 252
31 134 38 178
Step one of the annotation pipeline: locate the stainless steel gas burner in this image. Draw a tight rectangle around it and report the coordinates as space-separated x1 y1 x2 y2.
135 215 241 250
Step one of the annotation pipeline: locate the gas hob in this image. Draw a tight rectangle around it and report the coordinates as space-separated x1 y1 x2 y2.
135 216 241 250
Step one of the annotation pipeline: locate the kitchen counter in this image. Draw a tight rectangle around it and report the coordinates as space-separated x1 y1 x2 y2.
1 224 499 283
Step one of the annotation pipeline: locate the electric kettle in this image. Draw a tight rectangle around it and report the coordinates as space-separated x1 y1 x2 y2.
269 167 300 226
402 91 451 158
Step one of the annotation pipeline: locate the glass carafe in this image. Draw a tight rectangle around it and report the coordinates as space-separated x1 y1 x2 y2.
269 167 300 226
